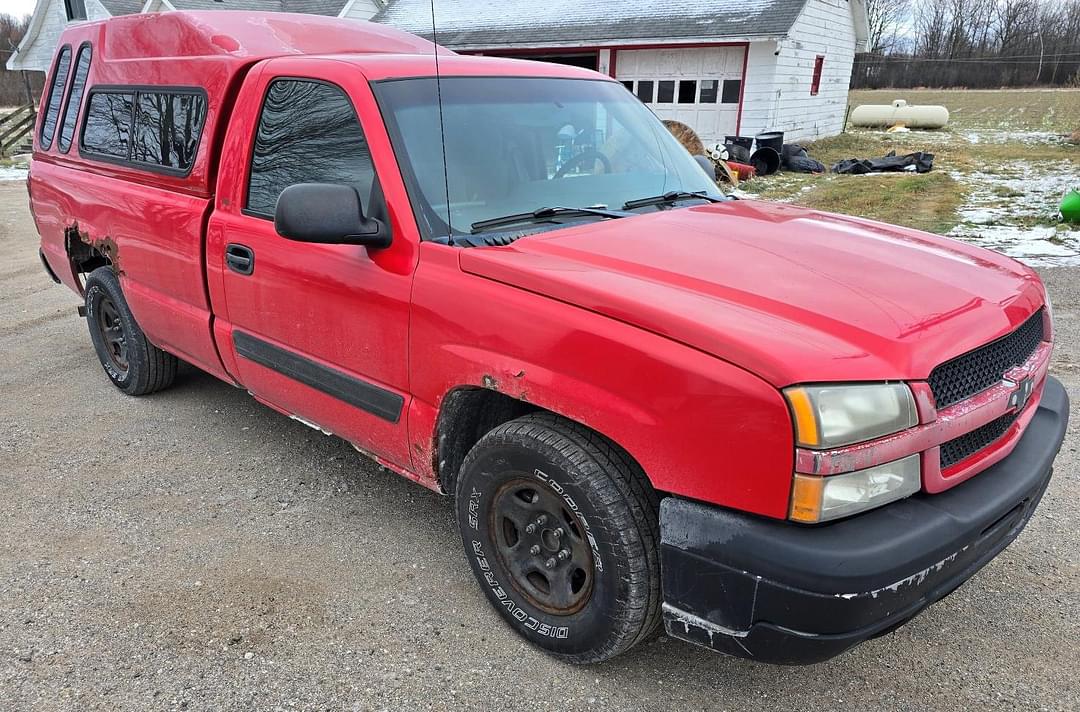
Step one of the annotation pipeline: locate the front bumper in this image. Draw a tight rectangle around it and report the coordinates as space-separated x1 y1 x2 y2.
660 375 1069 665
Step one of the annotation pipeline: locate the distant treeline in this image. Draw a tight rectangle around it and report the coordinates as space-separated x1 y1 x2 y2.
1 14 43 107
855 0 1080 88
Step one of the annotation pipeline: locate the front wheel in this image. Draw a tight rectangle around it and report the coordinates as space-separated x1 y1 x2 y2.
455 413 661 663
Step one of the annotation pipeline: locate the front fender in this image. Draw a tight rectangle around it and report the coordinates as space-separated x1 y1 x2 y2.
409 243 794 519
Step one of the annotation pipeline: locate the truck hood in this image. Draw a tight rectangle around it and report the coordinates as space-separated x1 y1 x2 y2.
458 200 1045 386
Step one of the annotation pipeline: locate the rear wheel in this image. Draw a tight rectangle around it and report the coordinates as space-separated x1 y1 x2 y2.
84 267 177 396
455 413 661 663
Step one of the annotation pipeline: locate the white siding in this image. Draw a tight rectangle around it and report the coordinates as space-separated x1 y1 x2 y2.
340 0 383 21
737 39 779 139
7 0 111 72
770 0 856 141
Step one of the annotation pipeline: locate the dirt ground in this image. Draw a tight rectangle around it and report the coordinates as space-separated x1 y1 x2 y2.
1 179 1078 710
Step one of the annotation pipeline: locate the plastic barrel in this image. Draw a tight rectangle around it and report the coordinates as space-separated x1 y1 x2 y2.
755 131 784 153
750 147 781 176
725 135 754 151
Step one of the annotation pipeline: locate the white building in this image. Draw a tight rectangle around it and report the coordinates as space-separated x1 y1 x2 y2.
6 0 387 72
374 0 870 144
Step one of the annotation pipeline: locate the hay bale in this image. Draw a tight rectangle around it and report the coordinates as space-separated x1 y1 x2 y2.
663 120 705 156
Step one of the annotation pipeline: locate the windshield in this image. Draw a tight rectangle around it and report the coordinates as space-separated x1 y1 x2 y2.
375 77 723 239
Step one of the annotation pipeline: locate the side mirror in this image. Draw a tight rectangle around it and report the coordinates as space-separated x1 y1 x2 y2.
274 183 391 248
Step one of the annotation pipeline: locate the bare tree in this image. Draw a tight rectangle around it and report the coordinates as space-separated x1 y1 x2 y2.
864 0 913 52
855 0 1080 88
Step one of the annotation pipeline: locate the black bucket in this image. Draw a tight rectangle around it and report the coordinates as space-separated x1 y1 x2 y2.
725 135 754 151
724 143 752 163
755 131 785 153
750 147 781 176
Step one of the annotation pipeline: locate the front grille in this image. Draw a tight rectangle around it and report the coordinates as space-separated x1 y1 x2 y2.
939 410 1019 469
928 309 1044 409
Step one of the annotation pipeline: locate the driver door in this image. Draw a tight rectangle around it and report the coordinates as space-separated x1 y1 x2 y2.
207 61 418 471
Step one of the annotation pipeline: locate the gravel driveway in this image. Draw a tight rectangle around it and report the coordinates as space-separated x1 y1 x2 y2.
1 181 1077 710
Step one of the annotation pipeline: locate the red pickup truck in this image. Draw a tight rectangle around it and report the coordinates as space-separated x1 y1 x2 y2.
31 12 1068 665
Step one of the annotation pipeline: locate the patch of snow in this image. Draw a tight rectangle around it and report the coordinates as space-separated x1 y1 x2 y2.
965 130 1066 145
0 167 27 182
948 161 1080 266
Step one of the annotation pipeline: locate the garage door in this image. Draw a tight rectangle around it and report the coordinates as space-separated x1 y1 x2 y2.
615 46 745 148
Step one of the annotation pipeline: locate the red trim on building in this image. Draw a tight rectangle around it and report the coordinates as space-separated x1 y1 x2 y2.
736 43 749 134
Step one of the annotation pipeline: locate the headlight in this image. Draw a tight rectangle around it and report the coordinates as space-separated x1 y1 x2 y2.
784 383 917 449
790 454 921 523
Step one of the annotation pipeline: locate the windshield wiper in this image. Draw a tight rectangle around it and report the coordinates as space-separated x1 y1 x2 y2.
470 206 633 234
623 190 726 211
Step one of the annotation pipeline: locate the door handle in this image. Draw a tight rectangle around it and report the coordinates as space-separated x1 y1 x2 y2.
226 244 254 275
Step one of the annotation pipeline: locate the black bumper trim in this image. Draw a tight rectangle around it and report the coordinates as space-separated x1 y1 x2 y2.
660 376 1069 665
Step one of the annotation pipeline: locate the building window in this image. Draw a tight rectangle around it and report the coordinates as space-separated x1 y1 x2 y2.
811 55 825 96
721 79 742 104
635 80 654 104
656 81 675 103
40 46 72 150
699 80 718 103
57 43 91 153
620 80 634 92
246 79 374 218
678 80 697 104
131 92 207 170
64 0 87 21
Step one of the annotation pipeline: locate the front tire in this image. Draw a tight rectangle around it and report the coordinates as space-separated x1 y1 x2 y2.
84 267 177 396
455 413 661 663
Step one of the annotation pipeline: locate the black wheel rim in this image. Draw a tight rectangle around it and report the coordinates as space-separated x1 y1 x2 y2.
489 477 595 615
96 295 129 374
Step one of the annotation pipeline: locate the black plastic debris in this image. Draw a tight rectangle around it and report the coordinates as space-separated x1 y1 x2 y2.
750 147 781 176
832 150 935 175
781 144 826 173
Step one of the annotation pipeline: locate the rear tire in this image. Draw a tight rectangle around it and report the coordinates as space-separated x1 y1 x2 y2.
455 412 661 664
84 267 177 396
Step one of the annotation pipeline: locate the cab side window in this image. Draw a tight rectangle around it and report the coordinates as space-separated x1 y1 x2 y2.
246 79 375 218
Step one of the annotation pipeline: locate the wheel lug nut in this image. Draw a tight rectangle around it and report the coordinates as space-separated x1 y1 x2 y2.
525 523 536 534
535 515 548 526
557 549 570 561
544 557 557 569
553 527 564 538
530 545 541 555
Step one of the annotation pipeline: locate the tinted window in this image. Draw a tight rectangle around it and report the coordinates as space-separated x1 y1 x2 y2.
40 46 72 150
57 44 91 153
131 92 206 171
722 80 742 104
82 91 134 159
247 79 374 218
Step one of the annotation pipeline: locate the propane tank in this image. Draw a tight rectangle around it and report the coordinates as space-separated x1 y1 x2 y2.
850 99 950 129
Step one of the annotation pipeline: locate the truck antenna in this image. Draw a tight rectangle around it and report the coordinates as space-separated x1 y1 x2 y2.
430 0 453 245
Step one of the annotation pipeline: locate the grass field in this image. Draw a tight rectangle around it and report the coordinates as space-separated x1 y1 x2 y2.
741 89 1080 264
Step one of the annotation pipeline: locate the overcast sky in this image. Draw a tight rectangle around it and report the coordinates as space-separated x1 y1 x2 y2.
6 0 39 19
